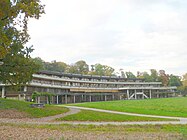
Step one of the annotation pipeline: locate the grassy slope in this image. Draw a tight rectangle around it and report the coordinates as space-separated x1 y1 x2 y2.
0 98 68 118
58 110 172 122
69 97 187 117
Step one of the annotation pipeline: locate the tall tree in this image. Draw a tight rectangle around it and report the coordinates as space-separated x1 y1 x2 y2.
0 0 44 59
33 57 45 70
168 75 182 87
0 0 44 86
45 60 68 72
142 72 153 82
74 60 89 74
178 73 187 96
158 70 169 86
150 69 159 82
91 63 115 76
125 71 136 79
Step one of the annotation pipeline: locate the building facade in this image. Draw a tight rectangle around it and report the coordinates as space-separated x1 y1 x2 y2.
0 71 177 104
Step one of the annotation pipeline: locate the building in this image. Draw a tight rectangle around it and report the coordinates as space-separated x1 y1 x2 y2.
0 71 177 104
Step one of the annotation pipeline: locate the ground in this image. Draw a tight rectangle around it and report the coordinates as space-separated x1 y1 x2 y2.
0 124 184 140
1 97 187 139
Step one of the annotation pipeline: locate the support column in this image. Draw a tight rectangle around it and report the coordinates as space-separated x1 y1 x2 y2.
56 95 59 104
120 95 122 100
73 95 76 103
105 95 107 101
18 94 21 100
135 89 137 99
38 96 40 103
142 89 144 99
23 86 27 92
51 96 53 104
23 94 26 100
127 89 129 100
1 87 5 98
46 96 49 104
149 89 152 99
112 94 115 100
65 95 67 104
89 95 92 102
82 95 84 102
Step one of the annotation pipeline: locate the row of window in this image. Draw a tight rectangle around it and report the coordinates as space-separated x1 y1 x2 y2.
32 79 160 88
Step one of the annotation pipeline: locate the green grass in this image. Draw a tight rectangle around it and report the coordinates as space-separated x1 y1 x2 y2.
68 97 187 117
57 110 174 122
0 98 69 118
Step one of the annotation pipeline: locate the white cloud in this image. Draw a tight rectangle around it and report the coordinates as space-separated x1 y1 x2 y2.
27 0 187 76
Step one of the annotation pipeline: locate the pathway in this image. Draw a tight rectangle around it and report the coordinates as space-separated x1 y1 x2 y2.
64 106 187 121
0 106 187 126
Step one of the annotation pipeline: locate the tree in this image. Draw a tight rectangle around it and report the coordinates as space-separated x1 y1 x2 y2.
125 71 136 79
0 0 44 87
183 73 187 87
158 70 169 86
150 69 159 82
168 75 182 87
141 72 153 82
0 0 45 59
45 60 68 72
0 52 40 89
91 63 115 76
33 57 45 70
74 60 89 74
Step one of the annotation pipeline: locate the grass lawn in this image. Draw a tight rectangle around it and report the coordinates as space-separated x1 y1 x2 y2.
57 110 174 122
68 97 187 117
0 98 68 118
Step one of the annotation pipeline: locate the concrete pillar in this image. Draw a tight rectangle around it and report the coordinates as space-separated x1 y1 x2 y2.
112 94 115 100
135 89 137 99
149 89 152 99
23 94 26 100
105 95 107 101
38 96 40 103
51 96 53 104
142 89 144 99
46 96 49 104
1 87 5 98
65 95 67 104
56 95 59 104
82 95 84 102
23 86 27 92
73 95 76 103
18 94 21 100
120 95 122 100
127 89 129 99
89 95 92 102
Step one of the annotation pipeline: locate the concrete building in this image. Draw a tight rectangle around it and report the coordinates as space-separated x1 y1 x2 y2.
0 71 177 104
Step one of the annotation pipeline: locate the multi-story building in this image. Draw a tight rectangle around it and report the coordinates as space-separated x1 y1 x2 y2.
0 71 177 104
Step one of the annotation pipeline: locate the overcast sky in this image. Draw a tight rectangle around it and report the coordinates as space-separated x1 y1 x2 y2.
27 0 187 76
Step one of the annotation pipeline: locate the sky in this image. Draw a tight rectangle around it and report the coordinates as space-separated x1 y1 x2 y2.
27 0 187 76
